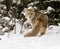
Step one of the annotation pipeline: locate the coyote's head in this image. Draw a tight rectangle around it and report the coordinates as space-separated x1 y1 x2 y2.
22 8 35 20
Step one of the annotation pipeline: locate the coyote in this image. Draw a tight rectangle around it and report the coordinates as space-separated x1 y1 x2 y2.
23 7 48 37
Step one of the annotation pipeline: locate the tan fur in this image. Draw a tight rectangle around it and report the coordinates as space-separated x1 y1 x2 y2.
23 8 48 37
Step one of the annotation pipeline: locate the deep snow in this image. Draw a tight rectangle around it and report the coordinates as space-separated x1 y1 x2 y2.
0 22 60 49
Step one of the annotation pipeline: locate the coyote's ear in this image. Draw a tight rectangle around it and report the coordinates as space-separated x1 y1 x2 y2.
31 8 35 12
24 8 28 11
28 7 35 12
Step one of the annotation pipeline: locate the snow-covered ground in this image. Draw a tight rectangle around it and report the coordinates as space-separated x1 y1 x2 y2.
0 0 60 49
0 22 60 49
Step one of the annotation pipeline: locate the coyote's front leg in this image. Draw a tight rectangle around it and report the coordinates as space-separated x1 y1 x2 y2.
24 20 40 37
